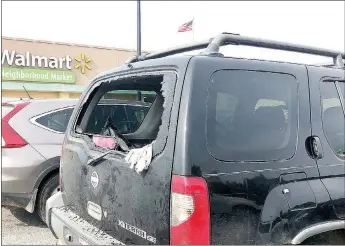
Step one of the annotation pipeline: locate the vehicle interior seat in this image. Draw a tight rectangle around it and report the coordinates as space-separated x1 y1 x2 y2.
124 93 164 141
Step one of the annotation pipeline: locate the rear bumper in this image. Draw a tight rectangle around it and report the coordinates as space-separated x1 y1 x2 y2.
46 192 124 245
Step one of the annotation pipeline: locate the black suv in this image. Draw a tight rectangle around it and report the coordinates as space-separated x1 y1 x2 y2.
47 33 345 245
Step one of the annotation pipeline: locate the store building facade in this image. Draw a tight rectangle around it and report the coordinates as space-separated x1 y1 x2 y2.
1 37 146 99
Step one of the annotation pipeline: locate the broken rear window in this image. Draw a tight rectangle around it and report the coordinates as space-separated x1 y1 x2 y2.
73 72 177 158
84 95 152 135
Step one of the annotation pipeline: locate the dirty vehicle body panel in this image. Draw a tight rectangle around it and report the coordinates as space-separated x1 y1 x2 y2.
49 58 191 245
47 33 345 245
307 66 345 220
175 57 344 244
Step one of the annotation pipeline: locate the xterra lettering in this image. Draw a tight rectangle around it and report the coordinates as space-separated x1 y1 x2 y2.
118 220 156 244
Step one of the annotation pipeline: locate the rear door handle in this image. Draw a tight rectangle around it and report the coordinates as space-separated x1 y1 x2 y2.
309 136 324 159
282 188 290 194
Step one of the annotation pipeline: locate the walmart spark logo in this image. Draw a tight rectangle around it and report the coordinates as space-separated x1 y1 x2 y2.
74 53 92 74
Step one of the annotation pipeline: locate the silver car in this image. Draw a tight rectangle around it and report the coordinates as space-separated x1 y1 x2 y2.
2 98 150 222
2 98 77 222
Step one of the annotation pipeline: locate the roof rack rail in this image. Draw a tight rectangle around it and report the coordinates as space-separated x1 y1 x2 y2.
125 38 214 64
126 32 345 68
202 33 345 67
314 61 345 69
125 33 240 64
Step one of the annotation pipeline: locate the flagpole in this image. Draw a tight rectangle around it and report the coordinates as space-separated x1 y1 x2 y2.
137 0 142 101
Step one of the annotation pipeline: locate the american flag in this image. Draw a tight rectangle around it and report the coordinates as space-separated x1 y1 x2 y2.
178 20 193 32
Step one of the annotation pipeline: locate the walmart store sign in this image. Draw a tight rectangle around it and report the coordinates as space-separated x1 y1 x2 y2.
1 50 81 83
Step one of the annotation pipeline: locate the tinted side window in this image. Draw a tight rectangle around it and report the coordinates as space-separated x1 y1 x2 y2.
320 82 345 156
207 70 298 161
35 108 73 133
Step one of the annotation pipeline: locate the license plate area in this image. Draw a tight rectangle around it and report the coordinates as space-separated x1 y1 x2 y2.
87 201 102 221
63 226 90 245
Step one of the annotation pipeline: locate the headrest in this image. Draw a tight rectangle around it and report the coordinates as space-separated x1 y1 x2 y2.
124 94 164 140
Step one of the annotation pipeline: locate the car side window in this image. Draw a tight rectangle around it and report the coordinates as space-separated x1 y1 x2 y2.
35 108 74 133
320 81 345 156
206 70 298 161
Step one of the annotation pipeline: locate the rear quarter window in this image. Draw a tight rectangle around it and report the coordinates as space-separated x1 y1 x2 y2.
34 107 74 133
206 70 298 162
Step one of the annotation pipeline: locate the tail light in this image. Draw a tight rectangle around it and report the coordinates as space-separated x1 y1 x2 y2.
170 175 210 245
1 102 30 148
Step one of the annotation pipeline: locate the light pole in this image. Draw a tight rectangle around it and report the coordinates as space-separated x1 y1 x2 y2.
137 0 141 58
137 0 142 101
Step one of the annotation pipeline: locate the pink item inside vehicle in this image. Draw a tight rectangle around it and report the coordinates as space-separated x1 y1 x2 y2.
93 135 117 149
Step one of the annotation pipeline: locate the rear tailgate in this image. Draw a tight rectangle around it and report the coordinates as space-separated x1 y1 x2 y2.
60 70 178 244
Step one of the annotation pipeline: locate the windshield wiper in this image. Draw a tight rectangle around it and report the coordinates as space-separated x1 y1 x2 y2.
87 150 113 166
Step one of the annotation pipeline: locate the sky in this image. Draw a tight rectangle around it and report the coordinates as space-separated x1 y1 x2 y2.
2 1 345 64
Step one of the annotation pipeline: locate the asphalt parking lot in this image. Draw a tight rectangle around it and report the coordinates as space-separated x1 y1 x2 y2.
1 206 55 245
